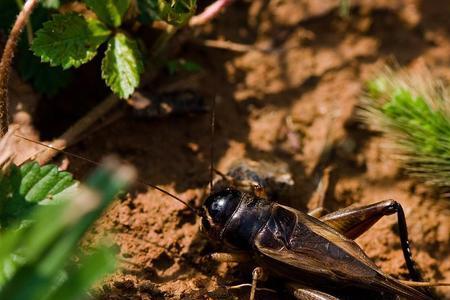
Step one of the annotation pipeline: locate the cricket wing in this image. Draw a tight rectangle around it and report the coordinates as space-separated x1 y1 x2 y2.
254 204 431 300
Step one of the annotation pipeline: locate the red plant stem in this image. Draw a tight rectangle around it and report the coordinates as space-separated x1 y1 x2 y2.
189 0 234 26
0 0 39 137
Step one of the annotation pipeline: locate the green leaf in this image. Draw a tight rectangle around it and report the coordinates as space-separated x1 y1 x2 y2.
0 162 77 229
162 0 196 26
85 0 131 27
41 0 61 9
137 0 160 23
18 6 72 95
32 13 111 69
18 47 72 96
0 1 72 95
48 247 116 300
137 0 196 26
166 58 201 75
101 33 144 98
0 162 131 297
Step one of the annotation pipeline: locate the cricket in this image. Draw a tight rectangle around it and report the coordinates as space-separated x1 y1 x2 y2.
0 1 450 300
11 111 450 299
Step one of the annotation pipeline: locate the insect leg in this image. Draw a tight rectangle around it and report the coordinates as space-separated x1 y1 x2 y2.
207 252 250 263
319 199 423 281
308 207 329 218
286 282 340 300
250 267 267 300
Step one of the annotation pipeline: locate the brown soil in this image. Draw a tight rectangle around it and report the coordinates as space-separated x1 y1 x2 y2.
23 0 450 299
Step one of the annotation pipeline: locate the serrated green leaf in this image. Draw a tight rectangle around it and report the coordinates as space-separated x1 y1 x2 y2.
137 0 196 26
32 13 111 69
85 0 131 27
160 0 197 27
20 162 75 203
0 1 72 95
0 162 77 229
137 0 160 23
18 47 72 96
101 33 144 98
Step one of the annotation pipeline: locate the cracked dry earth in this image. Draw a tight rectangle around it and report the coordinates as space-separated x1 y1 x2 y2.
44 1 450 299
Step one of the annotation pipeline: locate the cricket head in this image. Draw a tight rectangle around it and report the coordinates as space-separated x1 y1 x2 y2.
200 187 242 240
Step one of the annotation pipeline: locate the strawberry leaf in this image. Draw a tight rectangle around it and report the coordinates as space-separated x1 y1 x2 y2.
85 0 131 27
0 162 78 229
32 13 111 69
101 33 144 99
137 0 196 26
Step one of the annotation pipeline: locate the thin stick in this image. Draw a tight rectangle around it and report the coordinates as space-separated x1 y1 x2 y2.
189 0 234 26
0 0 39 137
15 0 34 45
195 39 271 53
35 94 120 164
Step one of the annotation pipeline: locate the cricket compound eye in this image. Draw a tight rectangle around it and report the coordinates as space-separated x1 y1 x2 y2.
203 188 241 226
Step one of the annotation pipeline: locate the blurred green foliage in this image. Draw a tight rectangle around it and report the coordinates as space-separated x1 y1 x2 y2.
362 68 450 187
0 160 132 299
0 161 77 229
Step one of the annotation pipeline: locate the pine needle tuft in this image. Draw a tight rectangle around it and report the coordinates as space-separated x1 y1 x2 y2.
360 66 450 187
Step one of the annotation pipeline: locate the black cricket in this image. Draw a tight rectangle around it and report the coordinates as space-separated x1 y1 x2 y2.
201 188 430 300
193 157 435 300
15 95 446 299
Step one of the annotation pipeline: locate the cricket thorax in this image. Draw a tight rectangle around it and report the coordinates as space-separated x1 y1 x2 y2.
201 188 273 250
213 158 295 199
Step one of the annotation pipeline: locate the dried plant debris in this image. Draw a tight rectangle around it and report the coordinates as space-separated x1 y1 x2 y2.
360 66 450 188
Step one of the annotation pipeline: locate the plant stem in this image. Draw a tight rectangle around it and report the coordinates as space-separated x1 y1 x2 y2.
0 0 39 137
189 0 234 26
16 0 34 45
151 24 177 58
36 94 119 164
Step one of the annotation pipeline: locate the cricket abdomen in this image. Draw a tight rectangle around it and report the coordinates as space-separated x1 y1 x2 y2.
220 192 273 250
253 204 431 300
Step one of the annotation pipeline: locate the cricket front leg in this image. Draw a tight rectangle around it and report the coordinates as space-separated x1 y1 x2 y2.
207 252 250 263
250 267 267 300
319 200 423 281
207 253 271 300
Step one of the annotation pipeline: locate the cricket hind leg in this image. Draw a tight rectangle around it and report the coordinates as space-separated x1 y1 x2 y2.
308 207 329 218
319 200 423 281
286 282 340 300
286 282 398 300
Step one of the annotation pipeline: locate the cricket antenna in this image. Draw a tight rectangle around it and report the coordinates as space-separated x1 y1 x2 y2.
14 134 201 216
209 96 216 193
